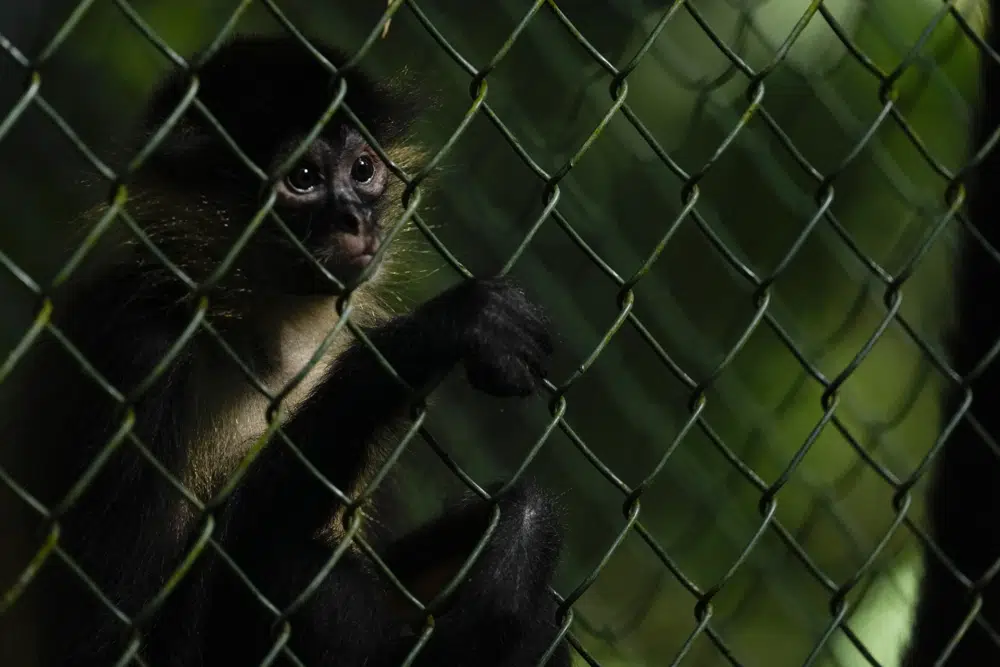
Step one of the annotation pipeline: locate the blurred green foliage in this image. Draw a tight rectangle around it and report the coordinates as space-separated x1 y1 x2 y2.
0 1 986 665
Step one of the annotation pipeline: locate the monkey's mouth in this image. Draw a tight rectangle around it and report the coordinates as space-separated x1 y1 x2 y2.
347 251 376 268
318 233 383 285
337 233 381 268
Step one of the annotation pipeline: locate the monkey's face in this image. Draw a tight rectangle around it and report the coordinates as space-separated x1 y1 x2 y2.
267 125 392 293
137 35 421 297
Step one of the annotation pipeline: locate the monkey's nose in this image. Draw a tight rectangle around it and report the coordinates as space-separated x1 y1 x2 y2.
335 211 364 234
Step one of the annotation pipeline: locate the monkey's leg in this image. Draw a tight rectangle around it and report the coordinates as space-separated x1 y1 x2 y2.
382 481 570 667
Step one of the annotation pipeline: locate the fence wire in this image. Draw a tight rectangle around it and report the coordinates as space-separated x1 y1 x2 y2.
0 0 989 666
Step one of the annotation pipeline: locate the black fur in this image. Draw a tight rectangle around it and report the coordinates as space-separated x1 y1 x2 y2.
903 4 1000 664
0 33 569 667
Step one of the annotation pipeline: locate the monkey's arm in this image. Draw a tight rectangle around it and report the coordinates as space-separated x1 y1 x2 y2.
284 275 550 456
220 276 550 534
901 0 1000 663
267 276 551 530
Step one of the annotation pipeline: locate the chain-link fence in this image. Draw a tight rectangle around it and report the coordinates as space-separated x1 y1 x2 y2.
0 0 989 665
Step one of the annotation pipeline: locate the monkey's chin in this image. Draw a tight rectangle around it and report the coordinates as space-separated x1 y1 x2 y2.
348 253 376 270
325 253 383 291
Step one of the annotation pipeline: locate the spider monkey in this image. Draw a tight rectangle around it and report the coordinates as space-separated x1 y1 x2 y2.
903 2 1000 665
0 34 571 667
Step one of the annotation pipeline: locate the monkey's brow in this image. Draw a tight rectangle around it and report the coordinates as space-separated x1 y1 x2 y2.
339 126 375 154
271 136 332 173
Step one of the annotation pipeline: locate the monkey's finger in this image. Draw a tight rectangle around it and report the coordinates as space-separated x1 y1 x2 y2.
464 355 537 398
492 300 552 356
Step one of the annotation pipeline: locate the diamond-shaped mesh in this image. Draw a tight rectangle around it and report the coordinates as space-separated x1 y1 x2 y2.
0 1 990 665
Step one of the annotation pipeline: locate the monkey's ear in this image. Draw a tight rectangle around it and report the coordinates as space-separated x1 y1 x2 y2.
380 69 426 120
133 114 227 186
141 67 195 136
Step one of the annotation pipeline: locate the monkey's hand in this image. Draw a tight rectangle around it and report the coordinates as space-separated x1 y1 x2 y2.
416 277 553 398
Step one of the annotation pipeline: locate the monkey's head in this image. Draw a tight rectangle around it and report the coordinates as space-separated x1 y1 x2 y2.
132 34 422 296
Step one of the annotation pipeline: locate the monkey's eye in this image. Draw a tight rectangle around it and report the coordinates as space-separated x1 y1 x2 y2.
284 164 324 194
350 155 376 184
